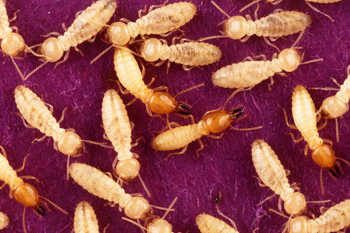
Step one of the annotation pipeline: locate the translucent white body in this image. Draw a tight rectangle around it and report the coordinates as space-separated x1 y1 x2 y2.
74 201 99 233
0 0 12 38
196 214 238 233
0 152 23 193
0 212 9 230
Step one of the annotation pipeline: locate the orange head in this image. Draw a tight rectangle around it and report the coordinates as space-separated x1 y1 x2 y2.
148 92 191 115
14 183 46 216
311 144 339 177
204 107 245 133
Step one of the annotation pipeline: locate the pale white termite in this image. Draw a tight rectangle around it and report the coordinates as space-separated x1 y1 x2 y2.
211 2 311 44
74 201 99 233
252 139 306 216
0 212 9 230
196 214 239 233
24 0 117 80
287 199 350 233
69 163 151 220
0 146 67 233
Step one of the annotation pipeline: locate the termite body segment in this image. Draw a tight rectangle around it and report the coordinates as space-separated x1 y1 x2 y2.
212 48 302 89
288 199 350 233
140 38 222 67
106 2 197 46
14 85 83 156
74 201 99 233
69 163 151 220
196 214 239 233
0 212 9 229
252 139 306 215
102 89 140 181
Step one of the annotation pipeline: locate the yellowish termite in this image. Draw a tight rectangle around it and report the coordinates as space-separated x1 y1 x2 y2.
0 212 9 230
196 213 239 233
74 201 99 233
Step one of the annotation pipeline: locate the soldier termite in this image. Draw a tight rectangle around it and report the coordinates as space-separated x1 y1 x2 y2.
210 1 311 47
0 212 9 230
0 146 67 233
74 201 99 233
0 0 26 79
114 46 203 118
138 37 222 74
280 85 350 194
151 88 262 159
102 89 150 197
14 85 106 179
212 31 323 90
24 0 117 80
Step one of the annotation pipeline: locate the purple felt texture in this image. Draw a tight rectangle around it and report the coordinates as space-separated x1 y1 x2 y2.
0 0 350 232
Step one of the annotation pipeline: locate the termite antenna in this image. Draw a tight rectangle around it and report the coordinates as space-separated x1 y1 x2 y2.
291 30 305 49
240 0 262 12
211 1 231 19
173 83 204 98
222 88 245 110
122 217 147 231
39 196 68 215
216 195 238 230
9 56 25 80
304 1 334 22
137 173 151 198
306 200 330 204
90 44 114 64
150 204 175 212
24 44 44 57
23 207 27 233
23 61 49 80
230 125 263 131
81 139 111 148
161 197 178 220
299 58 323 66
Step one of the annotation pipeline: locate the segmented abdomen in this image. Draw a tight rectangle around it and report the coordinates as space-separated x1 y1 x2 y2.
0 0 11 39
128 2 197 38
69 163 132 208
58 0 116 51
306 0 342 3
164 42 222 66
291 85 322 150
74 201 99 233
14 85 65 142
0 153 23 191
102 89 133 161
212 59 282 88
114 47 153 103
196 214 239 233
336 75 350 104
152 122 206 151
312 199 350 233
251 140 294 201
250 11 311 37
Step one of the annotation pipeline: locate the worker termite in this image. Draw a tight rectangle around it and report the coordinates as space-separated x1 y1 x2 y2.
74 201 99 233
212 31 323 90
211 1 311 46
151 88 262 159
0 0 26 79
0 146 67 233
114 46 203 118
24 0 117 80
14 85 106 179
139 37 222 74
196 214 239 233
280 85 350 194
0 212 9 230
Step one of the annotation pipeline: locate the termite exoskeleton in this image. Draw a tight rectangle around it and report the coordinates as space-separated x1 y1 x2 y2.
0 0 26 79
196 214 239 233
74 201 99 233
0 146 67 233
151 88 262 159
280 85 350 194
211 1 311 46
0 212 9 230
24 0 117 80
139 37 222 73
212 31 323 90
114 47 203 118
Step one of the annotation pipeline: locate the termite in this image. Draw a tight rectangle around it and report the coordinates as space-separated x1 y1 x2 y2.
0 146 67 233
196 214 239 233
211 1 311 46
280 85 350 194
139 37 222 74
74 201 99 233
0 0 26 79
212 31 323 90
151 88 262 159
24 0 117 80
114 47 203 118
0 212 9 230
14 85 105 179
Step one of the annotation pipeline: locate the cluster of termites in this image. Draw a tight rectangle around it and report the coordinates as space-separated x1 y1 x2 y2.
0 0 349 232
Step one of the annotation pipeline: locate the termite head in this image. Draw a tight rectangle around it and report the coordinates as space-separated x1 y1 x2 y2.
1 32 25 56
124 197 151 220
284 192 306 216
203 108 243 134
278 48 301 72
311 144 337 171
147 218 173 233
39 37 64 62
14 183 46 215
288 216 308 233
148 92 191 115
139 38 163 62
116 158 140 181
106 22 130 46
321 96 348 118
57 131 83 156
224 16 247 40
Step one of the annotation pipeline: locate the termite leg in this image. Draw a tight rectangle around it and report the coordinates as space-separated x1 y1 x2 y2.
14 154 30 173
58 107 69 124
0 146 7 159
279 105 298 129
285 133 304 143
16 112 35 129
196 139 204 157
165 145 188 160
31 135 47 143
206 133 226 139
148 0 168 13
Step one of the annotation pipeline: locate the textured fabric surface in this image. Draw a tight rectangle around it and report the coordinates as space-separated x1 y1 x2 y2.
0 0 349 232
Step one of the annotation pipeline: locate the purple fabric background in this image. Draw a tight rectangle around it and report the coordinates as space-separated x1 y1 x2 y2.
0 0 350 232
